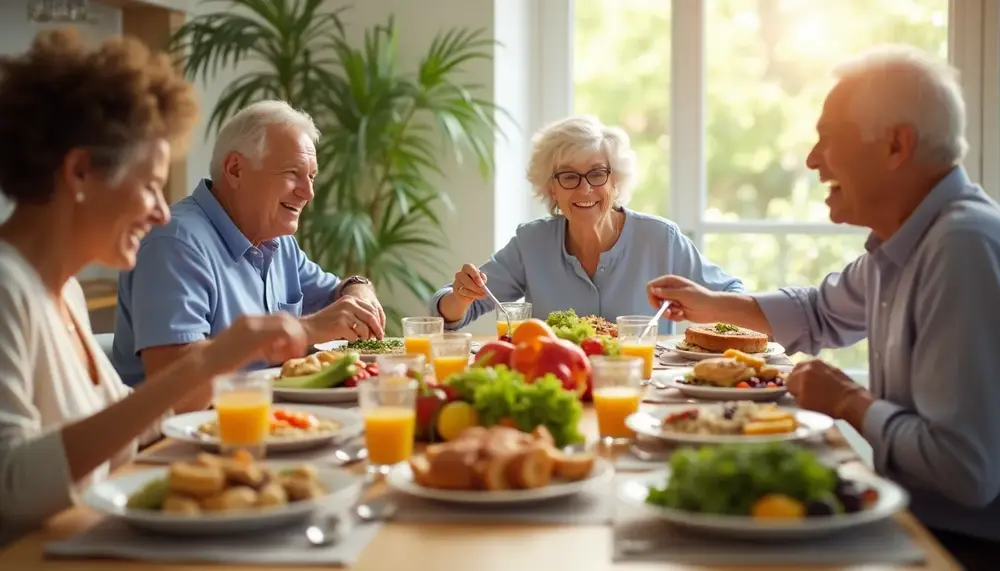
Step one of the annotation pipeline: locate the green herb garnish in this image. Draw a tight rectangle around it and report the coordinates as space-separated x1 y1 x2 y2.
345 338 404 353
713 323 740 333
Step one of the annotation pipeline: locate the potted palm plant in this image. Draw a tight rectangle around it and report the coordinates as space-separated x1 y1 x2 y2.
169 0 503 333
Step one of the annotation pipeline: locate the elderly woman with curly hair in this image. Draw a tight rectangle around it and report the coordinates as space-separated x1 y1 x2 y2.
430 115 744 331
0 30 307 542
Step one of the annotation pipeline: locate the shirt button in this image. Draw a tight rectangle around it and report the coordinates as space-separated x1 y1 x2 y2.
880 300 888 308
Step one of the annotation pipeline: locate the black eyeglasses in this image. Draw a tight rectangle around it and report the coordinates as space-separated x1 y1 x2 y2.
552 167 612 190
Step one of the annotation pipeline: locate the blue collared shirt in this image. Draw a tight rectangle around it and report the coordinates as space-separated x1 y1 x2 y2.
428 208 745 331
753 167 1000 540
111 179 340 386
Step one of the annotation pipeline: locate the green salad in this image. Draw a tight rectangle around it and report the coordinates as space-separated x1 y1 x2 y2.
345 338 403 353
646 442 840 516
445 366 584 447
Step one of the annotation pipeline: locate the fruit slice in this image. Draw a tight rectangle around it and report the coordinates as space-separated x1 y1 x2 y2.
436 401 480 442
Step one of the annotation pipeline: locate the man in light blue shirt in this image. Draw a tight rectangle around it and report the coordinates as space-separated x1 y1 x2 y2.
647 46 1000 566
113 101 385 411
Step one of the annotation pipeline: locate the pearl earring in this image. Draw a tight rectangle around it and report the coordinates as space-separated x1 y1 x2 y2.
74 192 85 204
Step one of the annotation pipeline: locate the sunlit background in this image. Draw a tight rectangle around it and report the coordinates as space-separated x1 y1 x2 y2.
574 0 949 371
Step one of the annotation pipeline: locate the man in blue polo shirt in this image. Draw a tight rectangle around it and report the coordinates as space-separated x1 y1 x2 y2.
112 101 385 412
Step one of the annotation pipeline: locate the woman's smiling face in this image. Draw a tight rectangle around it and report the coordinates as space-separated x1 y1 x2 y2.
550 151 616 225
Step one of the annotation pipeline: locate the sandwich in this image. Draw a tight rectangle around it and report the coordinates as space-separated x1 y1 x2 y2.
681 322 769 354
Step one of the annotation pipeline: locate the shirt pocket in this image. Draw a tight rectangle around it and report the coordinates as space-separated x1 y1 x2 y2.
275 292 304 317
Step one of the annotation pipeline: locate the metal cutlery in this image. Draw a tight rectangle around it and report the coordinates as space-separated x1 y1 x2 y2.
483 284 512 336
638 301 670 340
306 495 397 547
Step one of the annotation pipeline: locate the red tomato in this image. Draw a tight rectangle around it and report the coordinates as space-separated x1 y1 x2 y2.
579 338 605 357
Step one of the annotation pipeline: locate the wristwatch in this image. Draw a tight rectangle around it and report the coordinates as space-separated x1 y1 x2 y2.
339 275 372 291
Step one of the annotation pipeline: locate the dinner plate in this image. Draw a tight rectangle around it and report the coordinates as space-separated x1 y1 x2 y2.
662 366 790 402
160 405 363 453
660 339 786 362
314 338 406 363
81 461 363 535
252 367 358 404
385 457 615 505
625 404 833 445
617 468 909 540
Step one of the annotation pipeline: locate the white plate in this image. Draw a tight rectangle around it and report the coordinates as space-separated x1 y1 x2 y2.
251 367 358 404
312 337 406 362
618 468 909 540
662 366 790 402
661 339 786 362
82 461 363 535
385 457 615 505
625 404 833 445
160 406 362 453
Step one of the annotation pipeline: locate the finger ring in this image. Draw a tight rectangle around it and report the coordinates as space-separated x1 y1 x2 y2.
457 286 465 293
351 322 358 331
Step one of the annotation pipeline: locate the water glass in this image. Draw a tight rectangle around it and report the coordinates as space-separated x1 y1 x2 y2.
496 301 532 339
617 315 658 379
401 316 444 360
376 353 427 383
430 332 472 381
590 355 644 444
212 372 272 459
359 377 418 475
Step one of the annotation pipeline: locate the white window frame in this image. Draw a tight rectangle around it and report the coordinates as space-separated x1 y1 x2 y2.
539 0 998 384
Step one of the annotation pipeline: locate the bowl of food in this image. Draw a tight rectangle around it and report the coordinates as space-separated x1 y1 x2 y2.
82 453 362 535
666 351 790 401
387 425 613 504
626 401 833 445
664 323 784 361
618 442 908 540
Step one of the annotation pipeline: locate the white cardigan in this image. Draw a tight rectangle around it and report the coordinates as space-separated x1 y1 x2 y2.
0 243 145 543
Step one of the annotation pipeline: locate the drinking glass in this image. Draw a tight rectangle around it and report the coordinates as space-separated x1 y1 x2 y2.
359 376 418 475
590 355 644 444
617 316 657 379
430 332 472 381
375 353 427 383
496 301 532 340
401 316 444 361
212 372 272 459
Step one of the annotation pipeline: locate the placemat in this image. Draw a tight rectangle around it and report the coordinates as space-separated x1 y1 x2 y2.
45 514 382 566
136 435 364 465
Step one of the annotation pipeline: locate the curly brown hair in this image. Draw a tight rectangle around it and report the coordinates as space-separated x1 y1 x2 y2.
0 28 198 204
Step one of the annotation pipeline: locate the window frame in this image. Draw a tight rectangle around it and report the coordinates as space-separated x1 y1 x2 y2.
542 0 999 384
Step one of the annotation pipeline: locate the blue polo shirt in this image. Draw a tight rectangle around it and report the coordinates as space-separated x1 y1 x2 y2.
111 179 340 386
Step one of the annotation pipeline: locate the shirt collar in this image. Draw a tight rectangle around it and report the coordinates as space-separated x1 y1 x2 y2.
192 179 279 261
865 166 970 266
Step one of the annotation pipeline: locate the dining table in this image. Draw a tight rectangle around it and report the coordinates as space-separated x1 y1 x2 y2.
0 335 963 571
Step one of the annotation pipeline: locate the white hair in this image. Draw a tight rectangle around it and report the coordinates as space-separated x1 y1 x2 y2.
833 44 967 166
526 115 637 215
209 100 320 181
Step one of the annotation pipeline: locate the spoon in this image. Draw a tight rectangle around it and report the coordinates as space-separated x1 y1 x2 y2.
332 440 367 466
638 301 670 341
306 497 397 547
483 284 512 337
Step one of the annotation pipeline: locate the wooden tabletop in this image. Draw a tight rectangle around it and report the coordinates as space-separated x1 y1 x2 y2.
0 337 963 570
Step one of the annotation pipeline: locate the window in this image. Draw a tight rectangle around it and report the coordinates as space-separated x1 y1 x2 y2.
569 0 985 375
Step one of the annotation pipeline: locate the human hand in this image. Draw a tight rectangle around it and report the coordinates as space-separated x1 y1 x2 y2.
304 294 385 343
201 313 308 374
341 283 386 330
645 275 720 322
451 263 488 302
785 359 866 419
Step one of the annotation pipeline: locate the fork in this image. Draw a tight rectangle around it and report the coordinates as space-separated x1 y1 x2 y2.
483 284 512 336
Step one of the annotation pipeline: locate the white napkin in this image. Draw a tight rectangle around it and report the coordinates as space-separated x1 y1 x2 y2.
44 515 382 566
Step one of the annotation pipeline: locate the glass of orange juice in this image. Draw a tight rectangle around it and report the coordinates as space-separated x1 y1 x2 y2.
360 373 417 475
590 355 643 445
430 332 472 382
496 301 531 340
617 315 657 380
212 372 272 459
401 316 443 361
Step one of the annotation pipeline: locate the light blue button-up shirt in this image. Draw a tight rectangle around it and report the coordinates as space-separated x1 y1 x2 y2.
429 208 745 331
112 179 340 386
753 167 1000 540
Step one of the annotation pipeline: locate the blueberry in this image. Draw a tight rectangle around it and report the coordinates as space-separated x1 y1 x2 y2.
835 482 864 513
806 498 838 516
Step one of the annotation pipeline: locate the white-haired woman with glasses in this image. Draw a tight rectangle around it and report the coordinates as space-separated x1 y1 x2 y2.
430 115 744 331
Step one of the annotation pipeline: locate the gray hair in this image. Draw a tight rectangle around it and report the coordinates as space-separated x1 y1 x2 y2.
209 100 320 181
833 44 967 166
526 115 637 215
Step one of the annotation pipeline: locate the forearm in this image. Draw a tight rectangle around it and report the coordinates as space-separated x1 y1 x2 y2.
436 291 473 324
62 350 216 482
712 293 774 337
